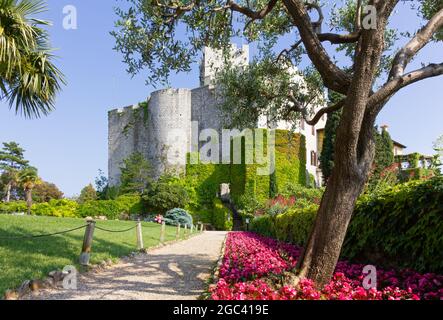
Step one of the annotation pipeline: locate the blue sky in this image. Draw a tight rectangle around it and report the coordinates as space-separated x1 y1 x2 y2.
0 1 442 197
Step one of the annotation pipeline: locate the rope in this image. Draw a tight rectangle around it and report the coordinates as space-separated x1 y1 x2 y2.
0 225 88 240
94 224 138 233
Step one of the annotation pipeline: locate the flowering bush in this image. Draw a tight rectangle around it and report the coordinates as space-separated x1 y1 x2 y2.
210 232 442 300
154 214 163 224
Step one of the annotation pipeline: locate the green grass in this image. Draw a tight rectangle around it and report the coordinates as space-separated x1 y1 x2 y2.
0 214 192 295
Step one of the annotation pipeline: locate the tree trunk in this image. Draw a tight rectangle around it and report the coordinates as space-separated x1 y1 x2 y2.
295 102 378 287
25 189 32 215
4 183 12 203
296 163 368 287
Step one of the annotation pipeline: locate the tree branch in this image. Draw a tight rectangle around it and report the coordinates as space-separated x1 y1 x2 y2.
285 95 345 126
371 63 443 110
317 32 361 44
282 0 351 95
389 8 443 80
228 0 278 20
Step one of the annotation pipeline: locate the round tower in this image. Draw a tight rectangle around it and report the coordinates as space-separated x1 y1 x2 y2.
147 88 192 177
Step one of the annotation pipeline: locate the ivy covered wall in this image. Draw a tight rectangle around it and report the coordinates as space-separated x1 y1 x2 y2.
185 129 307 228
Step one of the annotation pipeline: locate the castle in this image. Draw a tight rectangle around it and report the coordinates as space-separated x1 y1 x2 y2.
108 45 327 188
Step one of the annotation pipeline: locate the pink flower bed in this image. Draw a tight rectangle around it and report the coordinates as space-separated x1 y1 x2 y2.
210 232 443 300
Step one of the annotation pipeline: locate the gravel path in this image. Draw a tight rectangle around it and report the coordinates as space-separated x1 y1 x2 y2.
24 231 227 300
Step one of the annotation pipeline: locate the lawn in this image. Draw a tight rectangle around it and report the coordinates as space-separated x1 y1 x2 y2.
0 214 189 295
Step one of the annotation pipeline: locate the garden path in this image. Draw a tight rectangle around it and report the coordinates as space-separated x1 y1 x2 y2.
23 231 227 300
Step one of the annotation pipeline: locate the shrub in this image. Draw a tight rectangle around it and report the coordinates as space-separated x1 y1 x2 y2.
212 199 233 231
77 195 143 220
250 206 318 245
163 208 193 228
279 183 323 205
0 201 28 214
32 199 79 218
143 180 189 214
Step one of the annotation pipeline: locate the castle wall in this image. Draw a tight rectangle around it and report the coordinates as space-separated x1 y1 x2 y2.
108 105 142 186
147 88 192 178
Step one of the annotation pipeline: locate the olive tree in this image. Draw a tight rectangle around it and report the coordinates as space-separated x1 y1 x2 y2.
112 0 443 286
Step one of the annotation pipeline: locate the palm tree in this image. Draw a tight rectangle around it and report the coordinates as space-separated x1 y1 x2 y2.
19 166 39 215
2 168 19 202
0 0 65 118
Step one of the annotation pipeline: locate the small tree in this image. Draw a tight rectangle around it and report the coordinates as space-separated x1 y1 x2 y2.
19 167 40 215
143 176 189 214
319 110 342 184
0 142 29 202
374 127 395 177
33 181 64 203
120 153 152 194
78 184 97 204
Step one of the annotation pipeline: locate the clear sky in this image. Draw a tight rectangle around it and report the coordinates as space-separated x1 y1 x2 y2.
0 1 442 197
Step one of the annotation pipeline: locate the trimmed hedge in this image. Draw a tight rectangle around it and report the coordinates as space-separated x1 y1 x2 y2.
250 206 318 245
251 177 443 273
343 177 443 273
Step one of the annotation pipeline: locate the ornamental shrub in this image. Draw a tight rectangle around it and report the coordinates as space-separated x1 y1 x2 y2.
77 195 143 220
143 180 189 214
0 201 28 214
32 199 79 218
163 208 193 228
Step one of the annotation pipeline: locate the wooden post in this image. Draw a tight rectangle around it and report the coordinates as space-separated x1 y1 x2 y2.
184 225 188 238
136 219 144 250
160 221 166 244
200 223 204 233
191 224 194 234
176 224 181 241
80 221 96 266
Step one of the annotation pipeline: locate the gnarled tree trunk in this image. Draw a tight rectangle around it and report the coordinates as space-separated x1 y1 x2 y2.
296 146 374 286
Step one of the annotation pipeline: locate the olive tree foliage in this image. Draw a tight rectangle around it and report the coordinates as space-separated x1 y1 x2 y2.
112 0 443 286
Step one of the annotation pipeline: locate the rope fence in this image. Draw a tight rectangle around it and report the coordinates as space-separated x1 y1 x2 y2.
0 218 206 266
0 224 88 240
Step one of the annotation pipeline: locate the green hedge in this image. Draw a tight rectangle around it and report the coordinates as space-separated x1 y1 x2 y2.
77 194 143 220
0 201 28 214
1 195 143 220
251 177 443 273
343 177 443 273
212 199 233 231
250 206 318 245
32 199 79 218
